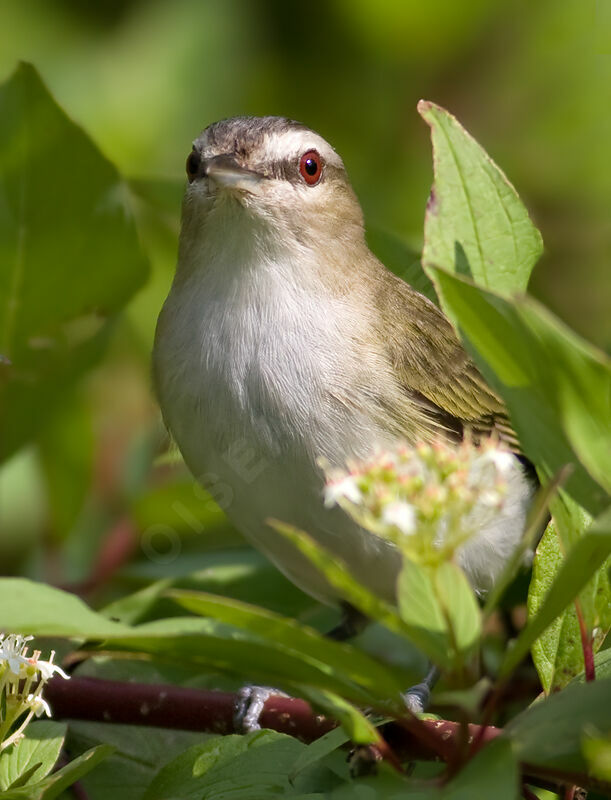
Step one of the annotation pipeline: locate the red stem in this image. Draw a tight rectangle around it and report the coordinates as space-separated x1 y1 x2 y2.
44 675 610 795
574 599 595 682
563 785 576 800
45 675 492 758
46 676 333 740
60 517 138 598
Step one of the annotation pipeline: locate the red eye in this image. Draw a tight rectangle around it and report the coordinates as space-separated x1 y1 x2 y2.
299 150 322 185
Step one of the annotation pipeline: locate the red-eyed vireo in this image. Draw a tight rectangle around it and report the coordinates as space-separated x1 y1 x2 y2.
153 116 534 612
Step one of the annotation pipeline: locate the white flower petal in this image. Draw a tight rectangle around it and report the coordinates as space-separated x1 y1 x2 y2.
324 476 362 508
382 501 417 536
0 634 33 674
27 694 52 717
37 660 70 681
7 655 26 676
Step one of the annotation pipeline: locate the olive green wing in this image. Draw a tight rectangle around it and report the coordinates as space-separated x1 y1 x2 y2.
378 271 520 450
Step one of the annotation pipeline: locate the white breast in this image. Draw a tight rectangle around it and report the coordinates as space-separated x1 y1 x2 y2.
153 212 402 603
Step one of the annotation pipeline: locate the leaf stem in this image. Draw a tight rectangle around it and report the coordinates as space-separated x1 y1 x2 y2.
574 599 595 682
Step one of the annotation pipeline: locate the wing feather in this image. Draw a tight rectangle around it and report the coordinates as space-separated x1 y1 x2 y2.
374 269 520 451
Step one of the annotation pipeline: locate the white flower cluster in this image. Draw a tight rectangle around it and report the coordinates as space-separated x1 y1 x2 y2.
324 438 513 566
0 633 69 751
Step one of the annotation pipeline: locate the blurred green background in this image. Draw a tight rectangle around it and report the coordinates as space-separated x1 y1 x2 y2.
0 0 609 606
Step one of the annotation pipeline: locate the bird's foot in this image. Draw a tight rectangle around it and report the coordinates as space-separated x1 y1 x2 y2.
402 681 431 715
402 664 440 715
233 685 288 733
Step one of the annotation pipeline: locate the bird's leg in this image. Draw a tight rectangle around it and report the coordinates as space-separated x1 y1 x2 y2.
330 605 440 714
327 603 369 641
403 663 440 714
348 665 441 778
234 605 437 733
233 685 288 733
234 604 367 733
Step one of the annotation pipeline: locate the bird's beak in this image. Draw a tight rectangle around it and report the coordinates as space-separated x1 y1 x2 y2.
204 155 263 191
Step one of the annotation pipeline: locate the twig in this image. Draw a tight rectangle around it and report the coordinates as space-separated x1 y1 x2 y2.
45 677 610 795
46 676 333 741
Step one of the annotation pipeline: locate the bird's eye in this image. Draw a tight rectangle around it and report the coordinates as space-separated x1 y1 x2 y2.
186 150 200 182
299 150 322 186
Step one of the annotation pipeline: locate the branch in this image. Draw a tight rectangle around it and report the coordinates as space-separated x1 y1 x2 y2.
45 676 333 741
45 677 609 795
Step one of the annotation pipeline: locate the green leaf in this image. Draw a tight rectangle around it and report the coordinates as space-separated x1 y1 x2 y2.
529 516 611 693
129 478 241 546
442 738 519 800
500 506 611 678
419 100 542 292
433 562 481 659
0 578 133 637
288 727 351 782
100 579 173 626
331 769 424 799
397 560 446 633
0 62 148 461
37 390 93 540
122 546 316 620
429 267 611 514
271 522 458 668
104 616 385 709
143 731 307 800
67 721 208 800
0 745 113 800
37 744 113 800
504 681 611 774
168 589 407 702
569 647 611 684
295 687 380 746
0 721 66 790
433 678 491 715
582 731 611 782
398 561 480 671
528 521 582 693
366 227 437 302
397 560 453 668
0 579 393 708
483 468 568 619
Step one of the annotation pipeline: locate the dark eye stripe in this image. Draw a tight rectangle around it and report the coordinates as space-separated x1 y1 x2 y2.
224 156 340 185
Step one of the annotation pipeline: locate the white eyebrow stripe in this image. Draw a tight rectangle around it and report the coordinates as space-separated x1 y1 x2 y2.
262 128 343 169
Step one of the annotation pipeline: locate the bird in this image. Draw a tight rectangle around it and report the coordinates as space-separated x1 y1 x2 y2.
153 115 534 650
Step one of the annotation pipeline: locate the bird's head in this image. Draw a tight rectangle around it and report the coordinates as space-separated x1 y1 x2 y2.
180 116 365 263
